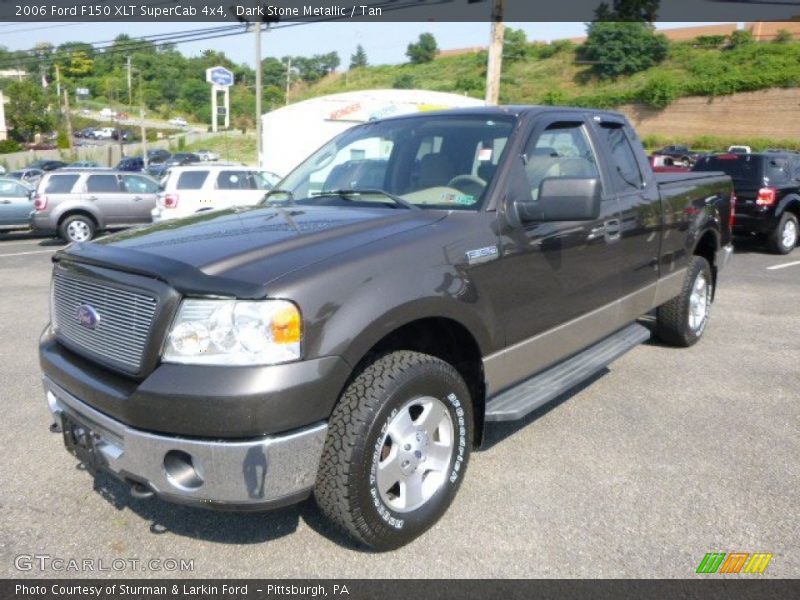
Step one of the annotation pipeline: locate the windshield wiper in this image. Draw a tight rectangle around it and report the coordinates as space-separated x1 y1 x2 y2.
312 189 419 210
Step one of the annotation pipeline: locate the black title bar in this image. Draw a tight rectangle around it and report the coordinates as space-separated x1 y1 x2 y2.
3 579 800 600
0 0 800 22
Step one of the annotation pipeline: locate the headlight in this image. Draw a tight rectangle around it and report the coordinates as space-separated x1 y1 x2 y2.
162 299 301 366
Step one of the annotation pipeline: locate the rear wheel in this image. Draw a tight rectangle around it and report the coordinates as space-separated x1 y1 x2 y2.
315 351 472 550
768 212 798 255
59 215 96 243
655 256 712 347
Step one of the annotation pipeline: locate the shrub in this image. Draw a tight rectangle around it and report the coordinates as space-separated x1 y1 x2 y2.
0 139 23 153
393 74 415 89
637 73 681 108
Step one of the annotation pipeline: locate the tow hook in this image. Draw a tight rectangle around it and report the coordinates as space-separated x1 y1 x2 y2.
49 422 62 434
129 482 155 500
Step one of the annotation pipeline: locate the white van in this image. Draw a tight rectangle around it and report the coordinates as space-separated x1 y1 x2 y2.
151 164 281 222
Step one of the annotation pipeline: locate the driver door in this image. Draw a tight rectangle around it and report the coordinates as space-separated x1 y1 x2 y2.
490 115 623 391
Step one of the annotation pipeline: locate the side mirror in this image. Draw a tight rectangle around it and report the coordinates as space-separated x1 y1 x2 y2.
514 177 602 223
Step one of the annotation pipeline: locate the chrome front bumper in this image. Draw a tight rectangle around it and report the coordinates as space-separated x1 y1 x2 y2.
44 377 328 510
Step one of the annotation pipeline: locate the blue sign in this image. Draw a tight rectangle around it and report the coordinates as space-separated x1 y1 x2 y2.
206 66 234 87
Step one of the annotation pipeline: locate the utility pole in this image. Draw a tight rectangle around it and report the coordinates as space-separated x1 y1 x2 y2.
126 56 133 107
285 57 292 106
138 71 147 170
484 0 505 106
62 88 73 150
254 22 263 166
55 64 61 100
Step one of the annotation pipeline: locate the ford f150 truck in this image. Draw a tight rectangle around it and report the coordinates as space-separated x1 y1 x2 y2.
40 107 733 550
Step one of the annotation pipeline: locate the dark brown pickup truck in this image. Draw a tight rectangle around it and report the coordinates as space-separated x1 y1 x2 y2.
40 106 733 550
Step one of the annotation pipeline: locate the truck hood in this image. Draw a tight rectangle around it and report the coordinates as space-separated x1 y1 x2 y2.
55 205 443 299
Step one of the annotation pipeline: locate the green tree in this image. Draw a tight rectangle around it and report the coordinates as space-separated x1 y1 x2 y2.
4 80 55 142
503 28 529 63
774 29 794 43
350 44 368 69
594 0 660 21
580 21 668 78
406 33 438 64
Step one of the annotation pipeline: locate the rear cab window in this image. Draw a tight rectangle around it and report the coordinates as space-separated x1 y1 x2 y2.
596 122 643 192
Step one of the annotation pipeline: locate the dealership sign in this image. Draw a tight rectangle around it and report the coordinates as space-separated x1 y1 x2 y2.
206 66 234 87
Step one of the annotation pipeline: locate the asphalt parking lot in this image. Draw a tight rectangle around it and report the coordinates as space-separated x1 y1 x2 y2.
0 231 797 578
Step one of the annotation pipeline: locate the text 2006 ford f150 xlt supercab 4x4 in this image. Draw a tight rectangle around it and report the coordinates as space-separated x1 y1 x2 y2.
40 107 734 549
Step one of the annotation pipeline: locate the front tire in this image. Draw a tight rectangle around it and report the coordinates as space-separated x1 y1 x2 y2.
656 256 713 347
315 351 472 550
768 212 798 255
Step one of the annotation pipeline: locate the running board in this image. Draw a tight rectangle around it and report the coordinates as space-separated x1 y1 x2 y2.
485 323 651 422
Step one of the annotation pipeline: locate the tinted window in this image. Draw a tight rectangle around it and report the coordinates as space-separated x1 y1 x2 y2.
598 123 642 190
764 156 791 184
44 174 80 194
216 170 252 190
523 122 600 200
121 175 157 194
176 171 209 190
86 175 120 193
692 155 761 183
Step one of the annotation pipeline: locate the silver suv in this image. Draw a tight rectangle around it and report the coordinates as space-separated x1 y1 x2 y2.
31 170 159 242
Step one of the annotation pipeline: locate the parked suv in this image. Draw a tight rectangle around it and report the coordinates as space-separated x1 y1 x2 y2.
152 164 280 221
693 152 800 254
116 157 145 172
31 170 159 242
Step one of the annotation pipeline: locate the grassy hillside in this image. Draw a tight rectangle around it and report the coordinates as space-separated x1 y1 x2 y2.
296 39 800 110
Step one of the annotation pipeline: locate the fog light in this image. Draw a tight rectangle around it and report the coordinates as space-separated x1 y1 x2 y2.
163 450 203 490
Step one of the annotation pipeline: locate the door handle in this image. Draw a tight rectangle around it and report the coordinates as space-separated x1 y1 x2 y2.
0 199 11 204
87 196 98 201
133 196 142 201
587 219 621 242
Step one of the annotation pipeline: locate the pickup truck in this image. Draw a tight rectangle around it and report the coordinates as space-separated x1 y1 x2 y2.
40 107 734 550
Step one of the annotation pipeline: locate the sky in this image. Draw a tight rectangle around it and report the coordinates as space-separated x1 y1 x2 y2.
0 21 725 68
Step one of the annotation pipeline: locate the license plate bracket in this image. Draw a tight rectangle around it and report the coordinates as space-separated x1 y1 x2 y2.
62 413 106 473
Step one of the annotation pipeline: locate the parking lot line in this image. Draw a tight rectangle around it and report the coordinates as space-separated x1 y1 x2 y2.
766 260 800 271
0 249 57 258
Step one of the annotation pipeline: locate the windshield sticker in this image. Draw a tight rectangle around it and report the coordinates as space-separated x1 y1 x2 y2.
478 148 492 162
440 192 475 205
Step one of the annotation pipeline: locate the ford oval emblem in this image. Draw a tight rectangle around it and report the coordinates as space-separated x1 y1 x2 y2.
76 304 100 330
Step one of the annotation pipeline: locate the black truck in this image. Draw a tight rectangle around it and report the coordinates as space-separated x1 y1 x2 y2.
693 152 800 254
40 107 734 550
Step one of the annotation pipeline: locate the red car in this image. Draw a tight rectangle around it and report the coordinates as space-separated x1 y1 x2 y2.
650 154 690 173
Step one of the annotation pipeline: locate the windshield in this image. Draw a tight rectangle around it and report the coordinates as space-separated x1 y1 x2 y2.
271 114 516 210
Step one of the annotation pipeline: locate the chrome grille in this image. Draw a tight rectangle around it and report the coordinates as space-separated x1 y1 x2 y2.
52 270 158 373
